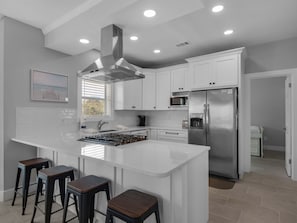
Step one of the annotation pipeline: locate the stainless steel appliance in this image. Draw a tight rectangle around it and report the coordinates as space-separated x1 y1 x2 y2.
77 24 145 83
188 88 238 179
170 96 188 106
78 133 147 146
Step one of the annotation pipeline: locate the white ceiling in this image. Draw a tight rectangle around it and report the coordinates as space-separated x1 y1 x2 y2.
1 0 297 68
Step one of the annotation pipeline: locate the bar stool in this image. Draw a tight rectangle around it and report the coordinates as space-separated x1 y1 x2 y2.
105 189 161 223
63 175 112 223
11 157 49 215
31 165 76 223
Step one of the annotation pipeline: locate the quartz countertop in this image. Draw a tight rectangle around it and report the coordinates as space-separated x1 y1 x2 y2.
11 132 208 177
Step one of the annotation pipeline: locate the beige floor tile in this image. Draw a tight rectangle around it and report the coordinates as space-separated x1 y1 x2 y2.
209 202 241 221
279 210 297 223
208 213 237 223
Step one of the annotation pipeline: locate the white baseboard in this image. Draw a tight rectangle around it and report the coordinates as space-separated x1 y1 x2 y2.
264 145 285 152
0 184 37 202
0 187 14 202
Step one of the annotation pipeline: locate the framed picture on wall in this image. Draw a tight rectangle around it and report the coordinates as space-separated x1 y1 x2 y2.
30 69 69 102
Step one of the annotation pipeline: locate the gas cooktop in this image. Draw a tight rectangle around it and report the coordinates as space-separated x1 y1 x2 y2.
78 133 147 146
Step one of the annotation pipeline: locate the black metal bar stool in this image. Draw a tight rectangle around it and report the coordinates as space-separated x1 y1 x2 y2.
31 165 76 223
105 189 161 223
63 175 112 223
11 157 49 215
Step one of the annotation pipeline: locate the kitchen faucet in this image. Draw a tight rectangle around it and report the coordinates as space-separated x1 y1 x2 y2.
97 120 108 131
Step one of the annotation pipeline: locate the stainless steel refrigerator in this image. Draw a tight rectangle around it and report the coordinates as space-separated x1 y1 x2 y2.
188 88 238 179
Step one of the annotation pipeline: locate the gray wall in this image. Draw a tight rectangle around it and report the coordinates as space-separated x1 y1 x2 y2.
1 17 100 191
251 77 286 149
246 37 297 73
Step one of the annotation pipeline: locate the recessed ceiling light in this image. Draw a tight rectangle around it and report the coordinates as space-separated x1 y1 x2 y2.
153 49 161 54
79 38 90 44
144 9 156 18
130 36 138 41
212 5 224 13
224 29 234 35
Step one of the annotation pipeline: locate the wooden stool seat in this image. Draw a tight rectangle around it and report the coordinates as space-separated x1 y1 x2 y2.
12 157 50 215
31 165 75 223
106 189 161 223
18 158 49 167
38 165 73 179
63 175 111 223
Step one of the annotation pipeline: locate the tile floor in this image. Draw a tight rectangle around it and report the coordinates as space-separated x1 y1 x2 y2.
1 155 296 223
209 156 297 223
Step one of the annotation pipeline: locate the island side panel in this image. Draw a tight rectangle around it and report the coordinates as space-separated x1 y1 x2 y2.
187 151 208 223
84 159 115 223
121 170 171 223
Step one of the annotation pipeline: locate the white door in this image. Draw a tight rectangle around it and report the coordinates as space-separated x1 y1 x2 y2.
285 77 292 176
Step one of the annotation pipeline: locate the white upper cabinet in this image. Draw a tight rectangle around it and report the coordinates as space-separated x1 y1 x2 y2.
186 48 245 90
156 70 171 110
142 70 156 110
114 79 142 110
170 67 189 92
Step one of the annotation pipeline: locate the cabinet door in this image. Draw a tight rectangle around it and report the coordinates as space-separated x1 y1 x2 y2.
142 71 156 110
171 67 188 92
114 79 142 110
156 71 171 110
190 60 213 89
213 55 238 87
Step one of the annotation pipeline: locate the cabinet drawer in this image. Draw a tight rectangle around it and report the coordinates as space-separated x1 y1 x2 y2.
157 130 188 143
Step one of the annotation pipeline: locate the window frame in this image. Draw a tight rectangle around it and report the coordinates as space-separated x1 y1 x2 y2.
77 78 113 122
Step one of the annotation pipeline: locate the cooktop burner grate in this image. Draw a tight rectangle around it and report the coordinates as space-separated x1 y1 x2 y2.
78 133 147 146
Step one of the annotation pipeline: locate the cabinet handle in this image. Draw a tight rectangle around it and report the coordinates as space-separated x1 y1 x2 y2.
165 132 179 135
132 106 136 109
213 82 215 85
153 106 156 109
168 106 171 109
209 82 212 85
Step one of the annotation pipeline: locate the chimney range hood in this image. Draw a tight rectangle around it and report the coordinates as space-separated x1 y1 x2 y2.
77 24 145 83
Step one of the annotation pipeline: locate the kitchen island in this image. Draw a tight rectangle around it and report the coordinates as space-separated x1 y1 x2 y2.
12 132 209 223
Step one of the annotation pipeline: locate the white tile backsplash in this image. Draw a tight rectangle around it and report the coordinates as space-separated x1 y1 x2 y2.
16 107 188 137
16 107 78 138
139 110 188 128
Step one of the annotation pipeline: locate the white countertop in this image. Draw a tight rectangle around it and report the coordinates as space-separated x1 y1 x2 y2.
11 132 208 177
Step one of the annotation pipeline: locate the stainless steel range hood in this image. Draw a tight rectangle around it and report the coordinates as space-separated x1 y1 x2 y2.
77 24 145 83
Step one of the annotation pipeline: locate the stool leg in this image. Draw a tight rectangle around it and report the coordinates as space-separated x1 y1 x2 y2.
89 195 95 223
62 190 71 223
44 180 55 223
59 178 66 207
105 210 112 223
73 194 79 218
11 167 21 206
79 194 89 223
155 209 161 223
22 167 32 215
31 178 43 223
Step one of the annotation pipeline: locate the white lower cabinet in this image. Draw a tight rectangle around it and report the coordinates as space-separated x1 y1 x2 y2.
148 129 158 140
157 129 188 144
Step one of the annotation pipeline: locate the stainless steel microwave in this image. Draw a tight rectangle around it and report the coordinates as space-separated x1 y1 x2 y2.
170 96 188 106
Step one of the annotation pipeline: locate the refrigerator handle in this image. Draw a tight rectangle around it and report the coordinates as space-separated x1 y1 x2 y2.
204 104 209 134
206 104 210 134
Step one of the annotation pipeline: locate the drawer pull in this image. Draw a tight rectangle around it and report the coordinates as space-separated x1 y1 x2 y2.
165 132 179 135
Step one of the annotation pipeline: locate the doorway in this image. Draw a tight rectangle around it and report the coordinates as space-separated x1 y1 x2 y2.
243 69 294 179
250 77 287 177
